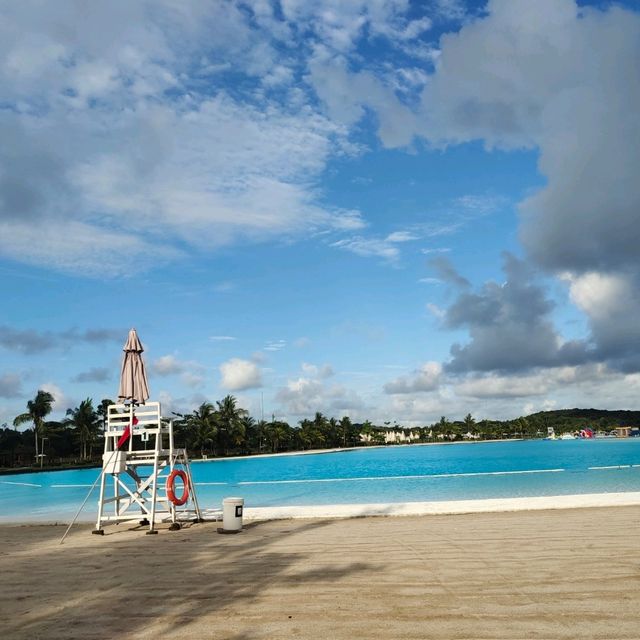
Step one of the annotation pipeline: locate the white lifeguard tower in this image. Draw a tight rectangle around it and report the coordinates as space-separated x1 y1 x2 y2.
94 401 202 535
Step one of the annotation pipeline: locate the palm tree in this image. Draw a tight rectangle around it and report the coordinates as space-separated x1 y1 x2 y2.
186 403 218 457
297 418 314 450
339 416 353 447
254 419 268 452
360 420 375 445
463 413 476 437
266 420 289 453
327 417 340 448
240 415 255 454
65 398 101 460
13 390 55 461
216 395 247 455
97 398 114 431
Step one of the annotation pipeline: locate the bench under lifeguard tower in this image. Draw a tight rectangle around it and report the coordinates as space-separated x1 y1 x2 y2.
94 401 202 535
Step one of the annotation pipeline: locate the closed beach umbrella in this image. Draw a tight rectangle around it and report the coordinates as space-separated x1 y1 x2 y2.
118 328 150 405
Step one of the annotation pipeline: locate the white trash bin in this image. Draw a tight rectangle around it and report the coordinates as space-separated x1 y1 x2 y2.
221 497 244 533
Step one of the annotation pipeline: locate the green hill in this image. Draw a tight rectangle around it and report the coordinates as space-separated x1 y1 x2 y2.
521 408 640 433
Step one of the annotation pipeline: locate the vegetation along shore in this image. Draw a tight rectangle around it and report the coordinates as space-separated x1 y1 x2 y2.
2 389 640 473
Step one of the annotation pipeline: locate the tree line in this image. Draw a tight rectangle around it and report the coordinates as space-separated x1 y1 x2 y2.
1 390 639 471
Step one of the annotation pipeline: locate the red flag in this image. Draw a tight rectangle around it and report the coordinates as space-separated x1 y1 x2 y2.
116 416 138 449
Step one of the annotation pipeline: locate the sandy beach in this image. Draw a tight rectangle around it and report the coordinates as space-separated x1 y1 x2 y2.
2 506 640 639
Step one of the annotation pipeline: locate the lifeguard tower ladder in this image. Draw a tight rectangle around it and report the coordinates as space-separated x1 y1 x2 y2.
94 401 202 535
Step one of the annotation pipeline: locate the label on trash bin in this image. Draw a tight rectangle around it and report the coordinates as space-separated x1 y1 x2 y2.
235 505 243 518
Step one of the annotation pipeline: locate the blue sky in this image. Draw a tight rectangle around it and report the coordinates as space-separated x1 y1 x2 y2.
1 0 640 426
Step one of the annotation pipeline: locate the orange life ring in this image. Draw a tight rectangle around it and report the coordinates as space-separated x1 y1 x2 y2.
166 469 189 506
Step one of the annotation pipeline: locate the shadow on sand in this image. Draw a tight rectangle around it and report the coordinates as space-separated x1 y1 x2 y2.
1 518 378 639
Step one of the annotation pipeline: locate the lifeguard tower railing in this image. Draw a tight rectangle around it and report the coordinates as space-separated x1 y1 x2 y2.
94 401 201 535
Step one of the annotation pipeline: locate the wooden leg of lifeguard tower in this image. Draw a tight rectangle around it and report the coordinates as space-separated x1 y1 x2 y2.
92 471 107 535
146 456 159 535
168 503 180 531
184 454 204 523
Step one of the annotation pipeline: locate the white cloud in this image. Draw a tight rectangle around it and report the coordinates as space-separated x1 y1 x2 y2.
377 362 640 425
153 355 185 376
411 0 640 282
40 382 72 414
210 335 237 342
280 1 430 54
264 340 286 352
219 358 262 391
563 272 633 322
153 355 206 389
308 55 418 148
275 375 364 417
386 231 420 243
455 373 550 399
331 236 401 262
384 361 442 394
421 248 451 255
562 271 640 368
301 362 334 378
328 210 367 231
0 3 368 275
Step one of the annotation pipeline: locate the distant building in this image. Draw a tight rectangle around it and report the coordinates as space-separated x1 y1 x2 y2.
384 430 420 444
615 427 640 438
359 429 421 444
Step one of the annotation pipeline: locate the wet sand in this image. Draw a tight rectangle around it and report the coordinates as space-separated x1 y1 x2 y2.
1 506 639 639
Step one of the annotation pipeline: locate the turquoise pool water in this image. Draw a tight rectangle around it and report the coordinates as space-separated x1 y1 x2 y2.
2 439 640 521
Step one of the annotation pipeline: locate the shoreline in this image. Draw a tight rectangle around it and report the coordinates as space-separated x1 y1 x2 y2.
0 438 575 473
3 490 640 526
191 438 525 463
241 490 640 521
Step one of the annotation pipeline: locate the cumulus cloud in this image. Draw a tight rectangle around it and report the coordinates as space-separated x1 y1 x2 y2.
409 0 640 277
562 271 640 372
152 355 186 376
384 361 442 394
443 254 588 373
276 375 364 417
379 361 640 425
301 363 334 379
40 382 72 413
153 355 206 389
303 0 640 376
454 373 550 399
219 358 262 391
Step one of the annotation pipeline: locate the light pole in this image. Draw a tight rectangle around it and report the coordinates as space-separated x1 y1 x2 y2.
39 437 48 469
